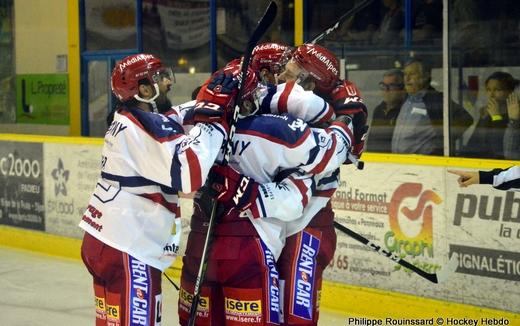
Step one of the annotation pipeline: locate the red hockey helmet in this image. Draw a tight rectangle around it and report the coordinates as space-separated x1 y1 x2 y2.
251 42 293 75
222 58 259 105
111 53 173 102
291 44 340 94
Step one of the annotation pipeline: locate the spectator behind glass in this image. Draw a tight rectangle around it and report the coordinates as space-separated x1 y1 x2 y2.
504 89 520 159
411 0 442 45
367 69 406 152
372 0 404 45
464 72 520 159
391 58 473 155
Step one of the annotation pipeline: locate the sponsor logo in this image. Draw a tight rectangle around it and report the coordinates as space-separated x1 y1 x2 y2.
95 296 107 320
292 232 319 320
129 257 150 325
106 304 120 324
384 183 441 258
453 192 520 226
224 297 263 324
305 48 338 76
260 241 280 324
178 287 210 314
0 152 41 179
51 158 69 196
118 54 155 73
383 183 442 274
450 244 520 281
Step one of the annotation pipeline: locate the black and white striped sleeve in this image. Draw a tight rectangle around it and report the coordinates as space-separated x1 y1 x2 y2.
479 166 520 191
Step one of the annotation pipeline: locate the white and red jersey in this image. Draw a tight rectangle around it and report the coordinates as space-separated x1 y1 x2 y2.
79 106 226 271
258 81 335 125
223 114 352 258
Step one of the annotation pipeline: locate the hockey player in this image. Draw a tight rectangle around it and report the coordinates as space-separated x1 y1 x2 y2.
210 44 368 325
251 42 336 126
79 53 233 326
178 60 355 326
251 42 293 84
448 167 520 191
275 44 368 326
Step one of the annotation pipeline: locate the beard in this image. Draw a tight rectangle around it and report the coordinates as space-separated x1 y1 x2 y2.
156 94 173 113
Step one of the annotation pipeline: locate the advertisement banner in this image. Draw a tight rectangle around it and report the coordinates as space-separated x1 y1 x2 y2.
16 74 69 125
324 163 449 299
44 143 101 239
445 181 520 312
0 141 44 230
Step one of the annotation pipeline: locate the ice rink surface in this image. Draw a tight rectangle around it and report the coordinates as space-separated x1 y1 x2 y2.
0 246 351 326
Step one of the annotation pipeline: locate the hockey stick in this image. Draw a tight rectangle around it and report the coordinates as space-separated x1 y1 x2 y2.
163 272 180 291
333 221 459 283
187 2 278 325
309 0 376 44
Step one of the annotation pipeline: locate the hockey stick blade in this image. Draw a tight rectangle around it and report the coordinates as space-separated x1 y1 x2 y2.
333 221 457 283
187 3 278 326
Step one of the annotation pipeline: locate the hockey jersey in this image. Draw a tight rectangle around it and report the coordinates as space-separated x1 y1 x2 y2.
223 114 352 259
79 106 226 271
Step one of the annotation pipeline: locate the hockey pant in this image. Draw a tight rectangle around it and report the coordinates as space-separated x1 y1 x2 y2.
178 230 282 326
277 224 336 326
81 232 163 326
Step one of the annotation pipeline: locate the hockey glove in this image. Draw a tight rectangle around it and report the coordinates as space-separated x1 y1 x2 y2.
184 72 240 131
206 165 260 214
331 80 368 158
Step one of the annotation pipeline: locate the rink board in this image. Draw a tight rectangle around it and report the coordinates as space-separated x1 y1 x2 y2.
1 133 520 320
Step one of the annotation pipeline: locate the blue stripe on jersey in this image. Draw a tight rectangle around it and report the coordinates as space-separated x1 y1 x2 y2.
170 147 183 191
257 186 268 217
258 240 281 324
304 132 322 166
127 255 152 325
236 114 308 147
127 107 185 141
101 172 177 192
308 100 327 123
259 84 277 114
291 231 320 320
330 125 351 146
317 168 340 187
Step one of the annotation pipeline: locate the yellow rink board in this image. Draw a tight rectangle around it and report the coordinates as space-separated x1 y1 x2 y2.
1 133 520 320
1 225 519 322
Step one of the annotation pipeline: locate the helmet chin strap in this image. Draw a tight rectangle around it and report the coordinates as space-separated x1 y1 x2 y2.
134 83 160 113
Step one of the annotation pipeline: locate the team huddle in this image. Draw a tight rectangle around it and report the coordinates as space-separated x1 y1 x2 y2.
79 42 368 326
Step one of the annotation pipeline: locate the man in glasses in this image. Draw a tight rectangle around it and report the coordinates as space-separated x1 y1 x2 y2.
367 68 406 152
391 57 472 155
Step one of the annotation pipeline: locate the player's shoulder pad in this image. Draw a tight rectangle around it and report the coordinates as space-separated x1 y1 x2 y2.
235 114 311 146
120 107 185 142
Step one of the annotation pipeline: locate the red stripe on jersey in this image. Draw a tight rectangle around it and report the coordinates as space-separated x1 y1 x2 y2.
250 201 261 219
330 121 354 141
314 188 336 198
278 81 295 114
139 193 179 214
119 110 184 143
316 103 335 124
184 147 202 192
310 135 337 175
238 128 311 148
290 177 309 208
